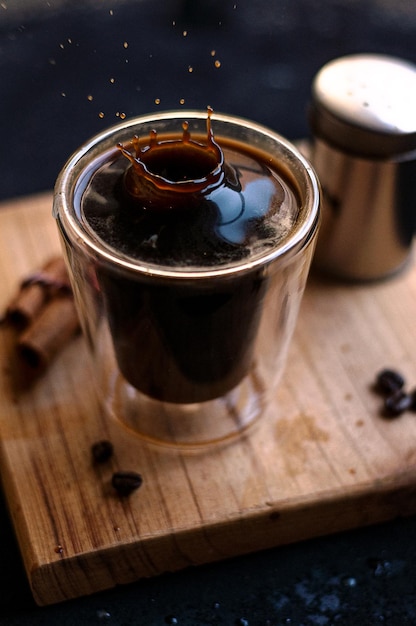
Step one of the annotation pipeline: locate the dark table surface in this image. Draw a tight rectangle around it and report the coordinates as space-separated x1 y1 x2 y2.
1 1 416 624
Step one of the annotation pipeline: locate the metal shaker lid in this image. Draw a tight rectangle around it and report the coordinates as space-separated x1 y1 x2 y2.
309 54 416 158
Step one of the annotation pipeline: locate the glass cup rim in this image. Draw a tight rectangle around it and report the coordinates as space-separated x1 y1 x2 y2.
53 109 320 280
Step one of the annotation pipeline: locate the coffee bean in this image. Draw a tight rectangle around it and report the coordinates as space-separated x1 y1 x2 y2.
409 388 416 412
375 369 405 395
111 470 143 496
91 440 114 464
383 390 412 417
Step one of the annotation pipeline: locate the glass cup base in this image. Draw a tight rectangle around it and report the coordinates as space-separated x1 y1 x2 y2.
102 366 268 449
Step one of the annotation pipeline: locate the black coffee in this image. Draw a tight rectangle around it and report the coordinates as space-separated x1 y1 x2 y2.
78 117 299 403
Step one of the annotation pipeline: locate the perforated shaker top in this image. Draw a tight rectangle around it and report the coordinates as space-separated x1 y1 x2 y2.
310 54 416 157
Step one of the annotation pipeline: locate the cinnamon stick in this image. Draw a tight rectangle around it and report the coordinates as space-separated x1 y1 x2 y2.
3 256 81 376
7 257 71 327
6 282 45 328
18 295 80 372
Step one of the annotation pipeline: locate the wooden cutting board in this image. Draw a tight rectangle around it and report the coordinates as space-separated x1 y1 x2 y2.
1 192 416 606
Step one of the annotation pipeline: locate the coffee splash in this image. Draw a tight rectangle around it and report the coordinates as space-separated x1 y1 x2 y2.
118 107 227 211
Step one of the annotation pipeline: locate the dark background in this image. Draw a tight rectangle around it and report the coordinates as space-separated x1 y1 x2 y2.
1 0 416 624
2 0 416 201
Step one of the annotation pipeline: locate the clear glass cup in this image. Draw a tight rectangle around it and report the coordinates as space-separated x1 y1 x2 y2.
53 111 320 448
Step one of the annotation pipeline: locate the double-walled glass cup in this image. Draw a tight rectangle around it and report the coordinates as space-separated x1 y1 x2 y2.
53 111 320 447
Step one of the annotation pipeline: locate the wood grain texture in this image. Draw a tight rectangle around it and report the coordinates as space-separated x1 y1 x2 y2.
1 193 416 605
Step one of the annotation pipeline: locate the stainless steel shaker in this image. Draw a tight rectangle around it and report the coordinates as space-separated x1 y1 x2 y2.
309 54 416 280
